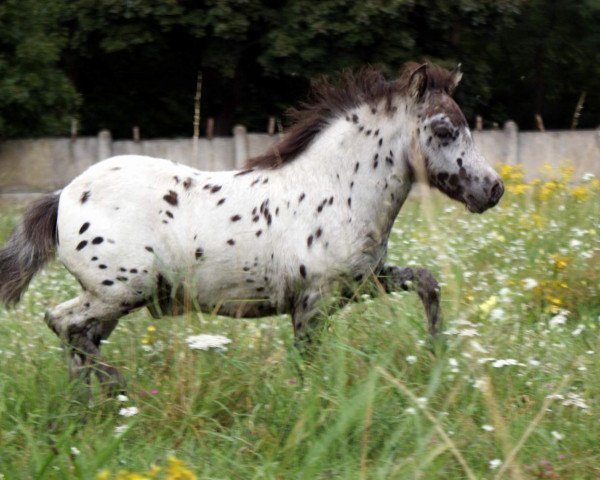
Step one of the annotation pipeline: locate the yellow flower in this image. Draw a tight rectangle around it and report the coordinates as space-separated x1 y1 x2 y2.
96 471 111 480
143 466 161 479
532 213 545 228
547 296 562 306
479 295 498 315
147 325 157 333
541 163 554 176
559 163 576 183
142 336 151 345
507 183 530 195
165 456 197 480
570 185 590 201
551 254 569 270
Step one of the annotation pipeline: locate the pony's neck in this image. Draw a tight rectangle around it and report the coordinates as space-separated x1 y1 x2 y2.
289 96 417 240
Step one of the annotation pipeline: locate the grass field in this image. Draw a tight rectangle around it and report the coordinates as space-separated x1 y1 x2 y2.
0 164 598 479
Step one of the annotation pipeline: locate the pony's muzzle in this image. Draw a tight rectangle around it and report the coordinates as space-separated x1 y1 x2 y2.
488 179 504 207
466 178 504 213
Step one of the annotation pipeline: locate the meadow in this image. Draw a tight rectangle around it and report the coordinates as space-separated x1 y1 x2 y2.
0 164 598 480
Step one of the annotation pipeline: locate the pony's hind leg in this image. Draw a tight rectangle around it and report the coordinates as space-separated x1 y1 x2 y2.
377 264 442 336
44 293 126 394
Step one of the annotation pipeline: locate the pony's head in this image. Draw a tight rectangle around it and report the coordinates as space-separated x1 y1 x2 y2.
405 63 504 213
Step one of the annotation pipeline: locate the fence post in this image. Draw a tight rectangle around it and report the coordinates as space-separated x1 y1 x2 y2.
504 120 518 165
98 129 112 162
233 125 248 169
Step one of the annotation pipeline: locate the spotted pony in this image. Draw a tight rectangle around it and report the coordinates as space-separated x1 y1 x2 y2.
0 62 503 392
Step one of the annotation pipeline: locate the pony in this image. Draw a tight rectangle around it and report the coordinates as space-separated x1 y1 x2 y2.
0 62 503 391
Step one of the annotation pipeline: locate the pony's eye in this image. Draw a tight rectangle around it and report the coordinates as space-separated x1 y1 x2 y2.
434 126 453 139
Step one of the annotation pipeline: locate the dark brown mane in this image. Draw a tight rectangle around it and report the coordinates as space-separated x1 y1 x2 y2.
246 62 457 169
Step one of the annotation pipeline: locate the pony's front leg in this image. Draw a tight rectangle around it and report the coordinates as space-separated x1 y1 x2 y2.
291 289 331 358
377 264 442 336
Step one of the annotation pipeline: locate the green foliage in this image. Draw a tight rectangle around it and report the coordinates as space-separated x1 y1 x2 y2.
0 0 79 138
0 0 599 138
0 180 599 478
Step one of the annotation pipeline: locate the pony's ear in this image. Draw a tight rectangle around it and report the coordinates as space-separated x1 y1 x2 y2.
408 64 428 100
448 63 463 95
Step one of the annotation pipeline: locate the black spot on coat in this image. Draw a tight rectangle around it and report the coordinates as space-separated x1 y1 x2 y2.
299 264 307 279
79 222 90 234
163 190 178 206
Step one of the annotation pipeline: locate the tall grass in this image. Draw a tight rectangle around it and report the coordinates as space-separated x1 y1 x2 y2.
0 165 598 479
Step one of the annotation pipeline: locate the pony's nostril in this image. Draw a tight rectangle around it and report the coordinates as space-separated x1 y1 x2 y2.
490 180 504 202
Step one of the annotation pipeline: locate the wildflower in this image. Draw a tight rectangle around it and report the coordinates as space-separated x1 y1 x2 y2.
551 431 564 441
406 355 417 364
186 334 231 351
489 459 502 470
70 446 80 456
147 325 157 333
582 172 595 182
551 254 569 270
549 311 568 328
479 295 497 315
114 424 128 434
405 407 417 415
491 358 523 368
165 456 197 480
570 184 590 200
523 278 538 290
119 406 139 417
482 424 495 432
470 340 488 353
561 392 589 409
116 394 129 402
571 324 584 336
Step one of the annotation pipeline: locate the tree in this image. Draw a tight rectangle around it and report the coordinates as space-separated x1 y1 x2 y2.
0 0 79 138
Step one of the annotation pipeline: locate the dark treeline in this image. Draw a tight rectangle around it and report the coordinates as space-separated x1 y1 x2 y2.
1 0 599 139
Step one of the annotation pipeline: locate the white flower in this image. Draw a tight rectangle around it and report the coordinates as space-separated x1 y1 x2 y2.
118 406 139 417
571 324 585 336
448 358 458 367
551 431 564 441
569 239 582 248
473 379 486 390
186 334 232 351
114 424 129 434
490 308 505 321
582 172 596 182
562 392 589 409
70 447 80 456
489 459 502 470
492 358 522 368
523 278 538 290
482 424 495 432
405 407 417 415
116 394 129 402
406 355 417 364
549 312 568 328
416 397 428 407
470 340 488 353
458 328 480 338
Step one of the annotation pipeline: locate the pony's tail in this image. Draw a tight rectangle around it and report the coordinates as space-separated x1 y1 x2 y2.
0 193 60 305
